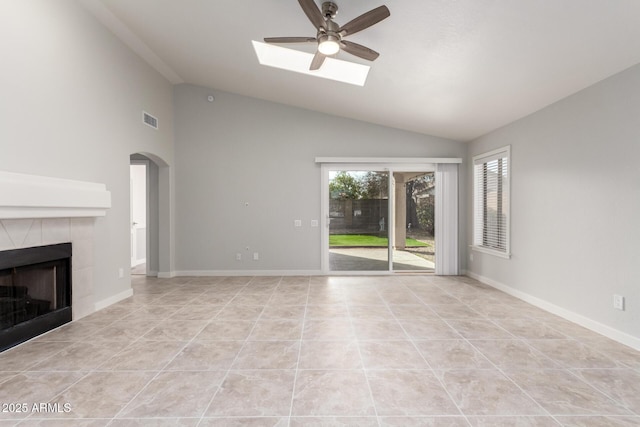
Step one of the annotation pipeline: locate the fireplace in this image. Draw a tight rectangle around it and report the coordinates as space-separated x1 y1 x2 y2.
0 243 72 351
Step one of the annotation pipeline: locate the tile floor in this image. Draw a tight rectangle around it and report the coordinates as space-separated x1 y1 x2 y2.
1 275 639 426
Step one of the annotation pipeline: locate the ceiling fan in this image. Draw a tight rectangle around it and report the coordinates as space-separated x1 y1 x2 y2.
264 0 390 70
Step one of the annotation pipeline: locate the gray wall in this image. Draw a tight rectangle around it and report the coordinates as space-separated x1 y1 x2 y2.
0 1 175 303
174 84 467 272
467 63 640 343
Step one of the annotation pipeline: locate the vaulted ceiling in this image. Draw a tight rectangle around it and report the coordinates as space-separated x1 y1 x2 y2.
85 0 640 141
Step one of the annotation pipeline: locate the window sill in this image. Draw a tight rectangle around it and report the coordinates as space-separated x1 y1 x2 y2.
471 245 511 259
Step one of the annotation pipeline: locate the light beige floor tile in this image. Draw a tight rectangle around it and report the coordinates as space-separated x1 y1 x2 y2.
367 370 459 415
379 417 469 426
358 341 428 369
493 318 567 340
298 341 362 370
414 292 461 305
471 340 560 369
352 319 408 340
527 340 620 368
233 341 300 369
199 418 288 427
89 320 155 342
121 305 182 321
48 371 155 418
260 305 306 320
0 371 87 420
349 305 396 320
248 320 303 340
580 337 640 370
228 294 272 306
305 304 350 319
142 320 209 341
414 340 494 370
389 304 438 319
35 322 107 342
290 417 378 426
165 340 244 371
195 320 256 341
445 319 514 339
302 319 355 341
3 274 637 424
553 416 640 426
466 416 561 426
30 341 129 371
573 368 640 413
215 305 265 320
206 370 296 416
169 304 223 320
0 341 70 371
291 370 375 416
267 293 309 306
16 419 111 426
505 369 631 415
119 371 224 418
99 340 186 371
377 291 422 305
437 369 545 416
399 318 462 340
429 303 484 319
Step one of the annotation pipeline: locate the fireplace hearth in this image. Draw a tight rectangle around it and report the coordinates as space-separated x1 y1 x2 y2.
0 243 72 351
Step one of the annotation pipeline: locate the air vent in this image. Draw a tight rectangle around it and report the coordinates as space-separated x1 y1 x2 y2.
142 111 158 129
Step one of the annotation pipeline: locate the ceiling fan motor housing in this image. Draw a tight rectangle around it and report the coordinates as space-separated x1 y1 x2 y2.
322 2 339 19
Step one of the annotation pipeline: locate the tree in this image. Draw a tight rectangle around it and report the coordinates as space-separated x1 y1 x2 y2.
406 174 435 235
360 172 388 199
329 171 364 200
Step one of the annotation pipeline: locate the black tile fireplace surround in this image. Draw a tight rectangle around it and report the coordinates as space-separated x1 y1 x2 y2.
0 243 72 352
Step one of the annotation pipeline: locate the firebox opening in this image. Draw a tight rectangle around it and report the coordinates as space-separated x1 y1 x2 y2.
0 243 72 352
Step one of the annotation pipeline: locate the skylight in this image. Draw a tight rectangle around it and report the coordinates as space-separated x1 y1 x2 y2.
252 41 370 86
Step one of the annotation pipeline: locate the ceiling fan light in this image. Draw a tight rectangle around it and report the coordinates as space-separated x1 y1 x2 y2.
318 39 340 55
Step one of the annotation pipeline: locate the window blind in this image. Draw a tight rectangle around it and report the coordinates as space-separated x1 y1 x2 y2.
473 147 510 256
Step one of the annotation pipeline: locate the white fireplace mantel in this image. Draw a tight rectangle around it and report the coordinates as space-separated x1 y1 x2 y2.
0 171 111 219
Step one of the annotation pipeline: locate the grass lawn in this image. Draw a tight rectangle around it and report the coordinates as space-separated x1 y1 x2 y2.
329 234 429 247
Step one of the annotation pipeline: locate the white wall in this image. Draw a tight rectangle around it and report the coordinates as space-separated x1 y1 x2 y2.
0 1 174 304
174 84 467 273
467 63 640 346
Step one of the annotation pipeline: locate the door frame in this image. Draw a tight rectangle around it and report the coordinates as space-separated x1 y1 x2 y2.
320 160 439 274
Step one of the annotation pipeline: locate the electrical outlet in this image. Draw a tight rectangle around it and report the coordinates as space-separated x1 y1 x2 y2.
236 253 242 261
253 252 259 261
311 220 319 227
118 268 124 278
294 220 302 227
613 294 625 311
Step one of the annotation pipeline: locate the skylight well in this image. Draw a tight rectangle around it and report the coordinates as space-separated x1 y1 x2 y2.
252 41 370 86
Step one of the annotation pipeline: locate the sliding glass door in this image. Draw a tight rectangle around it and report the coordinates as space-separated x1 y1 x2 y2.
328 169 390 271
322 163 436 273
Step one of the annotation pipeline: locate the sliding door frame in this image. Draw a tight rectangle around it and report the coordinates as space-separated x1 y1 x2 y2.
318 158 461 274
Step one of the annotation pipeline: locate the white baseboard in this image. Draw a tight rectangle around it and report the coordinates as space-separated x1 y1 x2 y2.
466 271 640 351
174 270 323 277
94 288 133 311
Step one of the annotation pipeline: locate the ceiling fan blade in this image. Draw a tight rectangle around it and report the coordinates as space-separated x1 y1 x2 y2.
339 5 390 36
340 40 380 61
264 37 317 44
298 0 326 30
310 51 326 70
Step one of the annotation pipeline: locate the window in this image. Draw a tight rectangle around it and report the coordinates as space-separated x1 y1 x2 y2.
473 146 510 258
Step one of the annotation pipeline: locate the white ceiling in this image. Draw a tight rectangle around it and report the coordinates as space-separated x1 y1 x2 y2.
86 0 640 141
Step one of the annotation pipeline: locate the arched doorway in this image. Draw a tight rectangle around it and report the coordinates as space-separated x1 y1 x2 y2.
130 152 172 277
